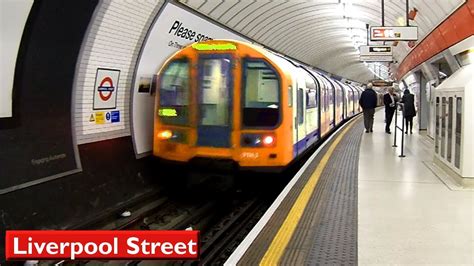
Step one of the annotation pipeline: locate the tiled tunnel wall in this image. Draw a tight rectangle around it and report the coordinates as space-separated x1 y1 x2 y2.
0 0 166 260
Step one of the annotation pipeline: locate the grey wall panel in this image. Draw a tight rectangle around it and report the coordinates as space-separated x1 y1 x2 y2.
0 0 98 194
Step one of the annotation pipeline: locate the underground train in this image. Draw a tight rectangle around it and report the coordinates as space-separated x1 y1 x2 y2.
153 40 371 171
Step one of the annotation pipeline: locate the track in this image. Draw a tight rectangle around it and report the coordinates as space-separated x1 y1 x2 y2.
43 119 357 266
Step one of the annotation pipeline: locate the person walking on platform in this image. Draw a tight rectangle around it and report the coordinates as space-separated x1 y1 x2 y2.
383 87 397 134
359 83 377 133
401 89 416 134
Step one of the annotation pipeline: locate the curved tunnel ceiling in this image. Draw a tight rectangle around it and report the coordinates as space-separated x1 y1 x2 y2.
179 0 465 83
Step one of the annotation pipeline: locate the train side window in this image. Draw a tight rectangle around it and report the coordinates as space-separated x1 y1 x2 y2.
328 84 334 106
305 77 317 109
288 85 293 107
297 88 304 124
242 60 280 128
158 59 189 126
306 89 317 109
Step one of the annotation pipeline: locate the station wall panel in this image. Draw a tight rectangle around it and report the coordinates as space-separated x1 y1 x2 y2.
397 0 474 79
73 0 165 145
0 0 97 193
0 0 99 258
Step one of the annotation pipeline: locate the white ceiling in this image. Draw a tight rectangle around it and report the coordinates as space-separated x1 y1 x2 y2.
179 0 465 83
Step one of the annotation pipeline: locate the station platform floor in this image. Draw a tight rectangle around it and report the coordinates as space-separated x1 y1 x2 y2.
359 110 474 265
225 109 474 265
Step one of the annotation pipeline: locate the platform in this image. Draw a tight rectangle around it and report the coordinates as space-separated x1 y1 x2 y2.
358 110 474 264
226 109 474 265
226 115 364 265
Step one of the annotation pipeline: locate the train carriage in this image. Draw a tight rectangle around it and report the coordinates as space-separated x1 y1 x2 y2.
153 40 363 171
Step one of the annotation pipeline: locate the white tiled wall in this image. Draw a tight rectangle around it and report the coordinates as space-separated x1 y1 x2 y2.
73 0 164 144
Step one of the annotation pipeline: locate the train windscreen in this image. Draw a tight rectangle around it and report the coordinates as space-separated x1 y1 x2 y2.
158 60 189 126
242 60 280 127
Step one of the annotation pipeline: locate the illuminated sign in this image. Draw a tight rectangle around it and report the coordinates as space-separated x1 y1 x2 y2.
360 45 393 56
158 108 178 117
369 46 391 53
191 43 237 51
370 26 418 41
372 80 393 87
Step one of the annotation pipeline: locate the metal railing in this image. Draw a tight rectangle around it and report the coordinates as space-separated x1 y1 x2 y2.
392 103 406 158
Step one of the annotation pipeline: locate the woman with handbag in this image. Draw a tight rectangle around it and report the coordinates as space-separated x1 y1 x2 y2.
401 89 416 134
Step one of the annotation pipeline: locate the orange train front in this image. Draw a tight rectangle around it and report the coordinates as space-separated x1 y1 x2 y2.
153 40 367 171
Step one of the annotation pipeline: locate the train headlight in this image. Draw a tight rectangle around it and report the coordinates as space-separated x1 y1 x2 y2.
157 130 173 140
157 129 187 143
241 134 276 147
263 135 275 146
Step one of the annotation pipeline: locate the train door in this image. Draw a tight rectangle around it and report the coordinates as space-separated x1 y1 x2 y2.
352 85 360 113
334 82 343 124
318 76 329 137
329 82 335 127
304 74 319 146
296 76 307 154
339 82 347 120
348 86 354 116
196 55 233 147
322 76 335 129
320 78 331 136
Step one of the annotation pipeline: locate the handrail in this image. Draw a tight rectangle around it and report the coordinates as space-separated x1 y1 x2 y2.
392 103 406 158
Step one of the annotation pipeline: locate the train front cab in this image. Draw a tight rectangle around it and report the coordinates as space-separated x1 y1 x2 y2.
153 41 294 171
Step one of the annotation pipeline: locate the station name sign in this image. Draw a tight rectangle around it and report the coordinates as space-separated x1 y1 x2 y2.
370 26 418 41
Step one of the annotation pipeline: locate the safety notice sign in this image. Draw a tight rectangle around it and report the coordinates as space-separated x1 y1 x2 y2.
93 68 120 110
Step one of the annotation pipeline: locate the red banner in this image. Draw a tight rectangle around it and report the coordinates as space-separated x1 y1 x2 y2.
5 230 199 260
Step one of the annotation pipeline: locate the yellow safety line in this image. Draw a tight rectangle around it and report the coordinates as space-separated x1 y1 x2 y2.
259 119 357 266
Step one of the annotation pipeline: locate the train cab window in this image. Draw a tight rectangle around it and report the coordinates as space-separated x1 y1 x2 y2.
243 60 280 127
198 58 232 126
159 60 189 126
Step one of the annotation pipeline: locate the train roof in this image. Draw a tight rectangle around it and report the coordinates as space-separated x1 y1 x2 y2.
178 39 364 89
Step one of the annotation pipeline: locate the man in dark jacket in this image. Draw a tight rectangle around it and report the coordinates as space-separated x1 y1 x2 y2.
359 83 377 133
383 87 397 134
401 89 416 134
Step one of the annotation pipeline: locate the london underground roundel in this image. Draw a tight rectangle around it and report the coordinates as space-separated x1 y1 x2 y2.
93 68 120 110
98 77 115 101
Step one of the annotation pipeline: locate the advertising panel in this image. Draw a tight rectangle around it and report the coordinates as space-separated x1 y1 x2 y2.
0 0 33 118
131 2 250 156
0 0 98 194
